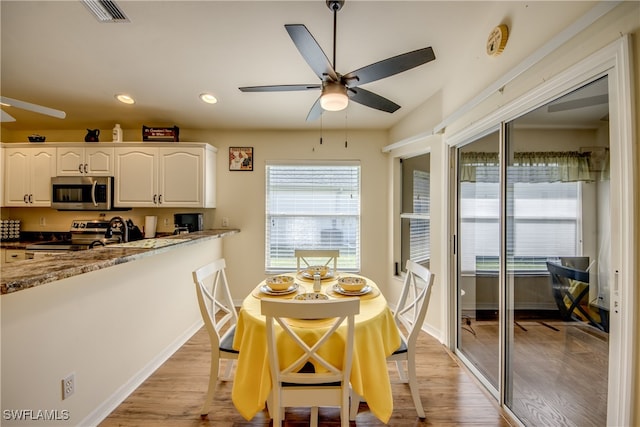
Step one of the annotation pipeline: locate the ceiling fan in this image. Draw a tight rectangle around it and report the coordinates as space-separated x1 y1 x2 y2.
0 96 66 123
239 0 436 121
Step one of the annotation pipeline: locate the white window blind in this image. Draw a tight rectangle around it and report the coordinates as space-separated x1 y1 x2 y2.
400 154 431 272
459 165 580 274
266 162 360 272
402 170 430 263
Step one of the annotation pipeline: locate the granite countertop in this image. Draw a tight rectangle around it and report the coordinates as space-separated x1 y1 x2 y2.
0 229 239 295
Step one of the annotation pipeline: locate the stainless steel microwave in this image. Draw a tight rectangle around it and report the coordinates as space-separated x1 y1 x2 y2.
51 176 114 210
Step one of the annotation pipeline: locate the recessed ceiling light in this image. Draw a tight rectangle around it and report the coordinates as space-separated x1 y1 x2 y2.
115 94 135 104
199 93 218 104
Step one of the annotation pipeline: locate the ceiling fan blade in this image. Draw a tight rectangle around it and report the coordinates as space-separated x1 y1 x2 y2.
347 87 400 113
285 24 338 82
547 94 608 113
0 96 66 119
0 110 16 122
306 97 323 122
342 47 435 87
239 84 321 92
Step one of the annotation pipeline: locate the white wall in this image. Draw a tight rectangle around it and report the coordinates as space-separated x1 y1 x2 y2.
1 238 222 426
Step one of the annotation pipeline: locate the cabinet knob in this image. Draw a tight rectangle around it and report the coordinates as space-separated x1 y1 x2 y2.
28 194 33 203
158 194 162 204
24 194 28 203
153 194 157 204
84 164 88 173
78 164 83 173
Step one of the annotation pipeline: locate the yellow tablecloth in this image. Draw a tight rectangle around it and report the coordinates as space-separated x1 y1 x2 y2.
231 273 401 423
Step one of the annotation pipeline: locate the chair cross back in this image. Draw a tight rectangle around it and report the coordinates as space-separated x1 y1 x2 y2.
394 260 435 346
191 258 239 417
193 258 238 340
261 298 360 427
380 259 434 420
295 249 339 276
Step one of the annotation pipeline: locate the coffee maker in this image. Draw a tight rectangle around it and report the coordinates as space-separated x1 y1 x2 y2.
174 213 203 234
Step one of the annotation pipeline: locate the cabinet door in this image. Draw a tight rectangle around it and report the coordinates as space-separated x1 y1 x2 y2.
57 147 84 176
85 147 114 175
158 148 203 207
4 149 30 206
29 148 56 206
114 147 157 207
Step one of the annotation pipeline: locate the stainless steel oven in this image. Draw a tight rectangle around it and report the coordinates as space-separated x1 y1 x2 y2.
25 219 120 259
51 176 114 211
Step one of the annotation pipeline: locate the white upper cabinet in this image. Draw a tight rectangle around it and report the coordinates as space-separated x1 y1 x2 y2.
4 147 56 207
57 146 114 176
114 144 216 208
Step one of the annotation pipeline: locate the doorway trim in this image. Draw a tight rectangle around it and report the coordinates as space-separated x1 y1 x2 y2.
445 35 636 426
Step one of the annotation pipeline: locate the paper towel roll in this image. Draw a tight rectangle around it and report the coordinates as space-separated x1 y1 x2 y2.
144 216 157 238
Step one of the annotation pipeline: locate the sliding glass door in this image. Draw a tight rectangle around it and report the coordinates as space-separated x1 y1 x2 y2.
456 77 611 425
456 130 501 392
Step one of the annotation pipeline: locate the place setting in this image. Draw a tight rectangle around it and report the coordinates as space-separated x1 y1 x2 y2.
328 276 379 299
296 265 336 281
252 275 302 299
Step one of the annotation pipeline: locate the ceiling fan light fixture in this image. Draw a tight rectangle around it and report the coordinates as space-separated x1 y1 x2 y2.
199 93 218 104
115 94 135 104
320 83 348 111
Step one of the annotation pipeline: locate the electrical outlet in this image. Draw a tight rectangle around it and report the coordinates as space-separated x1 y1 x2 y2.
39 217 46 226
62 373 75 400
222 217 229 227
164 218 170 227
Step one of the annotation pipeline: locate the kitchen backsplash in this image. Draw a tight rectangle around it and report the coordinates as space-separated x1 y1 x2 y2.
1 207 215 235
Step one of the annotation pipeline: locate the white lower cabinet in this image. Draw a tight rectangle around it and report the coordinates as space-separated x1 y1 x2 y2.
4 147 56 207
114 145 216 208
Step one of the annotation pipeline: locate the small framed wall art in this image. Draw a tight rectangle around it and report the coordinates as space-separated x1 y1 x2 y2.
229 147 253 171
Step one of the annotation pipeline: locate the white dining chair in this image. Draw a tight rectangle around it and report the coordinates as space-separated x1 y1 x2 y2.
295 249 339 276
387 259 435 419
191 258 239 418
261 298 360 427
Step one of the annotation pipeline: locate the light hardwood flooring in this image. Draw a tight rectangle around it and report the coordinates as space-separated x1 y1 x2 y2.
460 318 608 427
100 326 514 426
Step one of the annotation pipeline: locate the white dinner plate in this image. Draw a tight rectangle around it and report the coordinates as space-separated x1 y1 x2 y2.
332 284 372 296
260 283 299 296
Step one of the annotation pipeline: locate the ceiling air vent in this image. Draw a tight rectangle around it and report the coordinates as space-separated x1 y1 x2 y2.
82 0 129 23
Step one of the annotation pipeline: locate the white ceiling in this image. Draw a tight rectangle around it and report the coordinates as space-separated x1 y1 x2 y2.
1 1 602 133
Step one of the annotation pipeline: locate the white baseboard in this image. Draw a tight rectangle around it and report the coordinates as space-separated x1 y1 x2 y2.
78 319 204 427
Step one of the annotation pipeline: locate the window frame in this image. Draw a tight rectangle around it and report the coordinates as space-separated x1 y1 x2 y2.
265 160 361 273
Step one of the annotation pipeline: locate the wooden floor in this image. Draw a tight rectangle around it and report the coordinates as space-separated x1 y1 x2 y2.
460 318 609 427
100 327 514 427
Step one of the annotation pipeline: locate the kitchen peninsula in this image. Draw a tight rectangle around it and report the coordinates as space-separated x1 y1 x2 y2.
1 229 239 426
1 229 239 294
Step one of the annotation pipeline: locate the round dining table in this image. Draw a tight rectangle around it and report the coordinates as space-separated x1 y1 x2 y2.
231 272 401 423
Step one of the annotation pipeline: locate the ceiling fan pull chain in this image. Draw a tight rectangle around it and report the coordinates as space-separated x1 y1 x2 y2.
344 111 348 148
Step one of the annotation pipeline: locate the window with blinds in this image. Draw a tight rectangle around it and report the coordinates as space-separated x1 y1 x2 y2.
459 164 581 274
265 162 361 272
400 154 431 271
